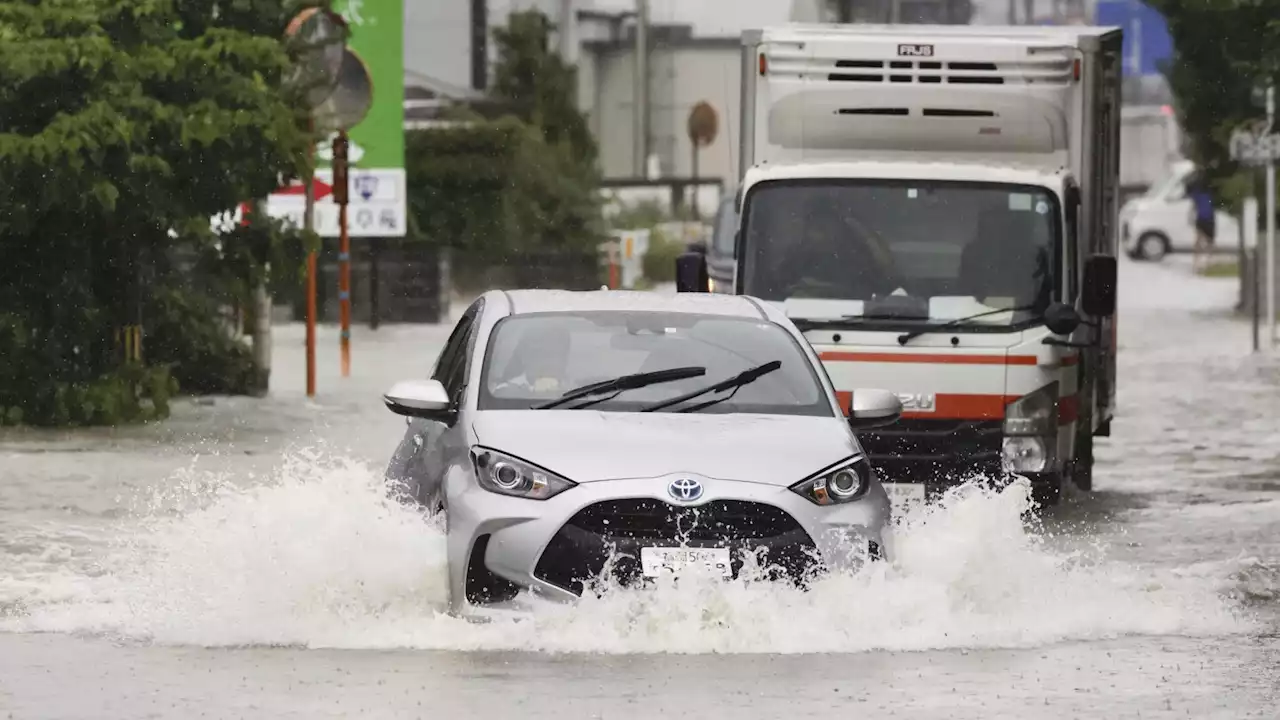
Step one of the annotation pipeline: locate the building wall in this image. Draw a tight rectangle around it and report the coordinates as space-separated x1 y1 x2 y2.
581 42 741 187
406 0 471 90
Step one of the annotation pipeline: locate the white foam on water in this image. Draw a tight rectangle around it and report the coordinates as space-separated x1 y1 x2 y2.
0 451 1260 653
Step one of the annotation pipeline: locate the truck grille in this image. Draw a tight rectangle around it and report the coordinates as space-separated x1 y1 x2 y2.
534 499 819 596
860 419 1003 486
768 53 1073 87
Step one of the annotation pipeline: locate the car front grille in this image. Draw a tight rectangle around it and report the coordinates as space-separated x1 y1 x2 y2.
534 499 819 596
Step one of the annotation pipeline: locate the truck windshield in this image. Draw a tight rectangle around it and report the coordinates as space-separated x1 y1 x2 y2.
740 180 1060 330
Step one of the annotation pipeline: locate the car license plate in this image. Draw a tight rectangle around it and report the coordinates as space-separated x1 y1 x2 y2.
640 547 732 578
883 482 926 512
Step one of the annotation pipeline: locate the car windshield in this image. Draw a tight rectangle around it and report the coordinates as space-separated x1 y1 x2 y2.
740 180 1059 330
477 311 831 416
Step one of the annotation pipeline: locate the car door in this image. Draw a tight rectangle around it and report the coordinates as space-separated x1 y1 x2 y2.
1153 175 1197 252
416 300 484 509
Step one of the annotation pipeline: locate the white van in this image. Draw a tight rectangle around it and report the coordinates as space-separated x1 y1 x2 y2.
1119 160 1243 261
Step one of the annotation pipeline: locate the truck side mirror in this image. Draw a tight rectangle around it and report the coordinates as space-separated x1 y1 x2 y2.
1081 255 1117 317
675 251 709 293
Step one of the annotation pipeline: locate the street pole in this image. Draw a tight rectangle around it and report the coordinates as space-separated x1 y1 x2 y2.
333 129 352 377
304 146 317 397
1266 84 1276 348
633 0 649 177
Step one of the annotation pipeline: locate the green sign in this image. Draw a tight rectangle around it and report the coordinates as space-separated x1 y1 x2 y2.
305 0 405 237
322 0 403 170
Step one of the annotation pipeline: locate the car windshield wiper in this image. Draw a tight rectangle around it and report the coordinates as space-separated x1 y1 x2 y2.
896 305 1038 345
639 360 782 413
532 366 706 410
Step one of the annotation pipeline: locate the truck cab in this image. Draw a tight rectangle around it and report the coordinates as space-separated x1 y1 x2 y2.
677 24 1122 506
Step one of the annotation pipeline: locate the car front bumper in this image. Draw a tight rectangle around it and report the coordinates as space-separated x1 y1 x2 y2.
445 471 893 609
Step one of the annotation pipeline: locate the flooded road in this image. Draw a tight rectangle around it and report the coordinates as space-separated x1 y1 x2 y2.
2 257 1278 719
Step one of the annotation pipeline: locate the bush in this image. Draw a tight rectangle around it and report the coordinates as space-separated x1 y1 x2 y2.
144 286 258 397
642 230 684 285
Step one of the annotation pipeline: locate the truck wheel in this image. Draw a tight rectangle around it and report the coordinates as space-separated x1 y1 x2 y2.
1072 428 1094 492
1136 232 1169 262
1031 476 1062 510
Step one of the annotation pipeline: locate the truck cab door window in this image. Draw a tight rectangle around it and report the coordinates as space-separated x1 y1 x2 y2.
1065 182 1080 302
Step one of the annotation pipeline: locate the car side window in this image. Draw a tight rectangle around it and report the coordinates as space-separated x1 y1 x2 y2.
431 319 470 384
436 300 484 403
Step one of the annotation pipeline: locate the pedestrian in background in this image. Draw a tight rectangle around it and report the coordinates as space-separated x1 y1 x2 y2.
1188 174 1216 273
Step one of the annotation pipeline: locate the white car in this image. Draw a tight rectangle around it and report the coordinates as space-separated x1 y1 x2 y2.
381 289 904 615
1121 160 1242 262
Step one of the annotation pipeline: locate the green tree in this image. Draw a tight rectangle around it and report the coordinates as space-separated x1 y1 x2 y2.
406 8 603 287
1149 0 1280 207
0 0 316 425
491 9 598 166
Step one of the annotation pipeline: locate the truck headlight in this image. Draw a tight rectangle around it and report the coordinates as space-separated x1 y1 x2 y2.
1001 382 1058 473
1002 436 1048 473
791 456 873 506
1002 382 1058 436
470 447 577 500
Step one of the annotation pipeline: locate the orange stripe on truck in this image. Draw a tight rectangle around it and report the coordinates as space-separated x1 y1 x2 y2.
837 391 1081 423
819 351 1038 366
837 391 1018 420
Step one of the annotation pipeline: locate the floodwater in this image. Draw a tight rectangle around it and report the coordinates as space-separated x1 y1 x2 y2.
1 257 1278 719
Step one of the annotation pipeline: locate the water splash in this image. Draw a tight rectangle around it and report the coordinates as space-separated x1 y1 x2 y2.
0 451 1257 653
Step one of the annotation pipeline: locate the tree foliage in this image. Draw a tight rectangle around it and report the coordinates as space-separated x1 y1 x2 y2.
407 9 602 276
491 9 598 167
1148 0 1280 207
0 0 316 425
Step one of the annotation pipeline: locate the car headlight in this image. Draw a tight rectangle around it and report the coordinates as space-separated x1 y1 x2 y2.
790 456 873 506
470 447 576 500
1002 382 1058 437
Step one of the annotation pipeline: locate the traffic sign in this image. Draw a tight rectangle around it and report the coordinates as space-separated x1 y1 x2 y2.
314 0 404 239
275 177 334 201
1230 130 1280 165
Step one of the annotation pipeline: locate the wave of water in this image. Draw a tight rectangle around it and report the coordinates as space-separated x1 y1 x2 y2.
0 451 1260 653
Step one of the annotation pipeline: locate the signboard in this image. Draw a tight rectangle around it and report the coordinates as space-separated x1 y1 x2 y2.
1230 130 1280 165
272 0 405 238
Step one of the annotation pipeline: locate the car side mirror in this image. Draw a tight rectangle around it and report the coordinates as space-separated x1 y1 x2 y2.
1043 301 1081 335
383 379 455 422
1081 255 1117 317
846 388 902 429
675 251 709 293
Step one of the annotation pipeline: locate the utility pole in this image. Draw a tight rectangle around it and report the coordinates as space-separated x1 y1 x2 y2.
633 0 649 177
1267 84 1276 347
304 136 317 397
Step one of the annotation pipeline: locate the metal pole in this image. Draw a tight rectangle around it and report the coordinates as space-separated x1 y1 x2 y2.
369 242 380 330
1267 85 1276 348
304 156 317 398
1246 196 1260 352
634 0 649 177
335 129 352 376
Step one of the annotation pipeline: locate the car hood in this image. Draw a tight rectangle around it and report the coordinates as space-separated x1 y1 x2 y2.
470 411 858 486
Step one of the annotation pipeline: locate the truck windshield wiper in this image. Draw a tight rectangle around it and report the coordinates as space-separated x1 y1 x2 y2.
896 305 1038 345
639 360 782 413
791 314 922 331
532 366 706 410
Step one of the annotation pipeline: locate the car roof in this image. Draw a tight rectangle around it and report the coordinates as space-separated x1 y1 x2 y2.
488 288 772 320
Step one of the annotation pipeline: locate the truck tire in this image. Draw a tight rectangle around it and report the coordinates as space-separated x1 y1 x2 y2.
1031 475 1062 510
1072 427 1094 492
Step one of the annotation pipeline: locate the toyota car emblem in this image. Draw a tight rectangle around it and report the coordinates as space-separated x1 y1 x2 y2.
668 478 704 502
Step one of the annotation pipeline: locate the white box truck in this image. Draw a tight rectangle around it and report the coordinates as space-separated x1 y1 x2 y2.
676 24 1122 506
